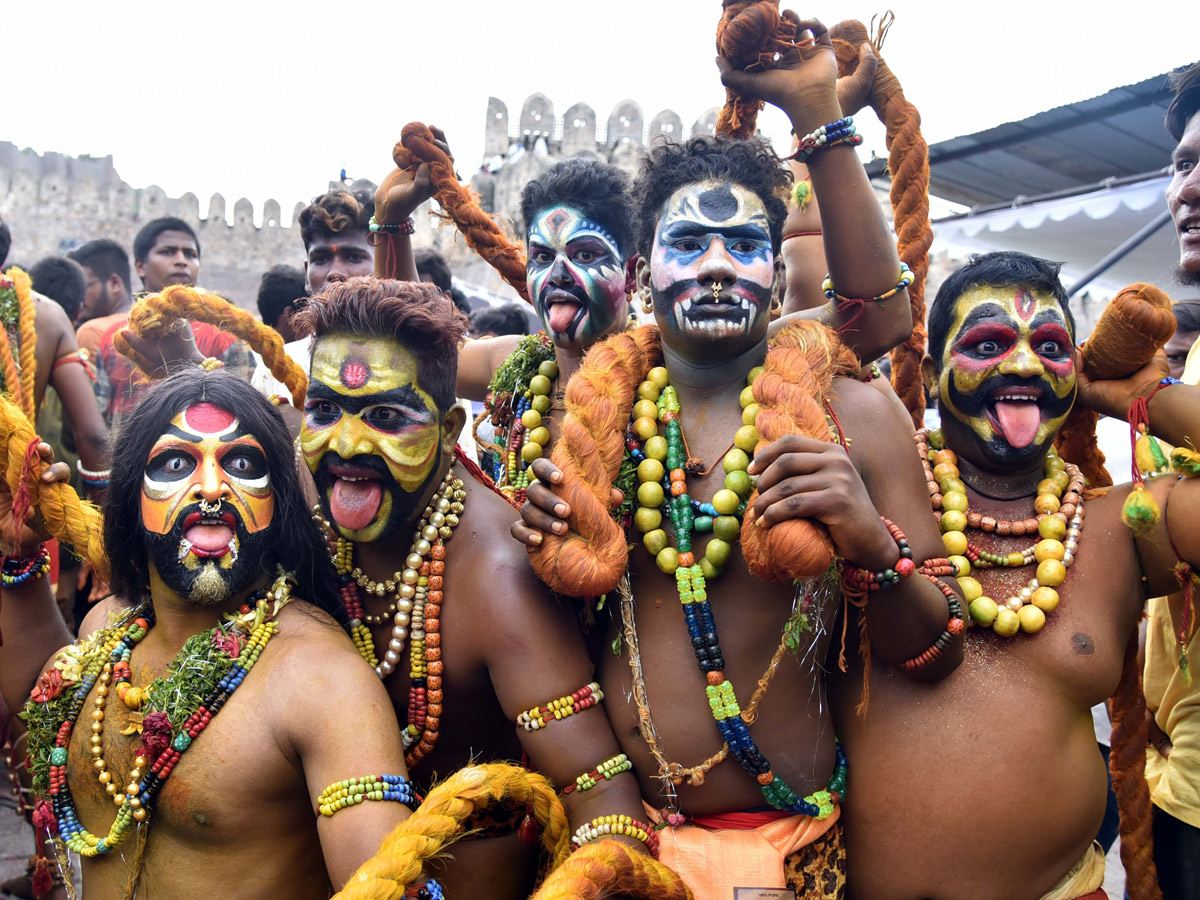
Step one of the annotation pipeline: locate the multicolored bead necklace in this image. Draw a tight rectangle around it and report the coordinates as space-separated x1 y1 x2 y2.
917 428 1087 637
30 572 293 861
627 366 846 818
321 470 466 767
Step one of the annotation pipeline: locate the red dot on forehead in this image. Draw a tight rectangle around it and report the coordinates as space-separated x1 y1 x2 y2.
183 403 235 433
341 360 370 389
1014 289 1036 321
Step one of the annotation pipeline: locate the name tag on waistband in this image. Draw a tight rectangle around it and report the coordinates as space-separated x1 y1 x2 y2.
734 889 797 900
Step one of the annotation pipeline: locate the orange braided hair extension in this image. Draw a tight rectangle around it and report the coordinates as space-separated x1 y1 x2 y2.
741 320 859 580
1109 633 1162 900
332 764 569 900
1054 283 1176 487
0 394 108 581
393 123 531 303
528 840 693 900
529 326 662 597
831 16 931 426
113 286 309 408
11 268 37 421
714 1 799 139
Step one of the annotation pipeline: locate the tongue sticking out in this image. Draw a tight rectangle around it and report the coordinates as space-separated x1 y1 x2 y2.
547 301 583 335
330 478 383 532
184 522 234 554
993 400 1042 449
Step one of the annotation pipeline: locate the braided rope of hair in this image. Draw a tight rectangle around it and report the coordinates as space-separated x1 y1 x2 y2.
714 1 798 139
0 394 108 581
12 268 37 421
332 763 569 900
741 320 859 580
528 839 693 900
113 285 308 408
0 327 27 419
528 326 661 597
1109 633 1162 900
393 123 531 303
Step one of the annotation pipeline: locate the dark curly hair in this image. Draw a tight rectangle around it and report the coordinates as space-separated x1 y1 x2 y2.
632 134 791 259
1167 63 1200 141
295 276 468 411
521 158 634 258
928 251 1074 369
298 189 375 251
104 369 341 620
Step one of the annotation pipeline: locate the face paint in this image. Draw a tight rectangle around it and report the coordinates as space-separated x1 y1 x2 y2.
301 334 444 543
649 181 774 344
938 285 1076 466
140 403 276 606
526 205 627 348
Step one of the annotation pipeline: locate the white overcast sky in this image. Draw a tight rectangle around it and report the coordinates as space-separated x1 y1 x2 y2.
6 0 1196 224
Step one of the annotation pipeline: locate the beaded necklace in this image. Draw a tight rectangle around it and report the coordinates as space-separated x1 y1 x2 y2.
625 366 846 818
27 571 294 862
916 428 1087 637
319 469 466 767
481 333 560 500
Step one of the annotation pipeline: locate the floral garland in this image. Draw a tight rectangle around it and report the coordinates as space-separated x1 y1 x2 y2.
480 333 556 496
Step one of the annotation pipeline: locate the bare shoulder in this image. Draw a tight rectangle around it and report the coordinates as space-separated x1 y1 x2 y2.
32 291 70 337
261 600 385 705
79 596 141 640
829 375 911 435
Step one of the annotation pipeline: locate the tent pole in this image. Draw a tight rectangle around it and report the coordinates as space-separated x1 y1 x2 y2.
1067 208 1173 298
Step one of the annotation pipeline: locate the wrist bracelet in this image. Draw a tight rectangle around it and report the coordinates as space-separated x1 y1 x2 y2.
790 117 862 163
404 880 444 900
2 545 52 588
841 517 915 593
824 262 914 304
571 814 660 857
369 215 415 236
900 573 966 672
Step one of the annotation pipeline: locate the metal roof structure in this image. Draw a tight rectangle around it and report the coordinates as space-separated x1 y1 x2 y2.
865 71 1186 209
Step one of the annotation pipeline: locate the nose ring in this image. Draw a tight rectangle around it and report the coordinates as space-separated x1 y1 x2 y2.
199 499 222 515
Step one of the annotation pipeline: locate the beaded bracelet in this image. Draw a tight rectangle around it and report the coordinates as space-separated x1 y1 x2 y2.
560 753 633 796
571 814 660 858
899 572 966 671
841 517 916 592
404 880 445 900
199 357 224 372
516 682 603 731
369 215 416 236
791 117 862 163
824 262 914 305
76 460 112 491
1 545 51 588
316 774 419 817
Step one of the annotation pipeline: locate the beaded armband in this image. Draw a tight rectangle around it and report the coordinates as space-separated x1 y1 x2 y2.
199 357 224 372
404 879 445 900
317 774 419 817
899 569 966 671
841 518 916 593
1 544 51 588
516 682 603 731
560 753 633 796
369 215 415 236
76 460 112 490
571 814 660 858
791 117 862 163
823 262 913 305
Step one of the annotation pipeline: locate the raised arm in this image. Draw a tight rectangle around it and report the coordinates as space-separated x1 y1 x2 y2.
721 18 912 361
373 127 454 282
278 619 413 889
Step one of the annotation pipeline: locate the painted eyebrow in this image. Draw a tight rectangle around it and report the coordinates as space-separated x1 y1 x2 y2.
163 422 252 444
660 222 770 242
954 302 1009 334
1029 310 1071 334
307 381 431 416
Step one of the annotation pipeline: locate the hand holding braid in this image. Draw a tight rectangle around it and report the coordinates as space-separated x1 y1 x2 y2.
528 326 661 597
529 840 693 900
1054 283 1176 487
741 320 859 580
332 764 568 900
715 1 799 139
0 395 107 581
393 123 531 303
114 285 308 407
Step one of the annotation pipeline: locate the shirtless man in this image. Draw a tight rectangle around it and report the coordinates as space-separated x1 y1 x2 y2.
829 250 1200 900
297 278 645 899
514 22 962 897
0 371 412 899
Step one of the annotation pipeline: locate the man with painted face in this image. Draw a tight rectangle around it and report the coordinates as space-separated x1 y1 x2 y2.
515 23 964 898
820 250 1200 900
0 370 413 899
297 277 646 900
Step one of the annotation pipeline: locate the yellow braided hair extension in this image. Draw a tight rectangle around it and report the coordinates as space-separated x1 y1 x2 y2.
0 394 108 581
528 840 693 900
0 327 27 418
114 285 309 408
332 764 569 900
12 268 37 421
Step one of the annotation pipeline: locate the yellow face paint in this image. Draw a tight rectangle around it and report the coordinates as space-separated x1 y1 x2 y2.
938 285 1076 462
301 334 444 541
140 403 274 567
